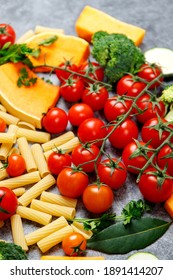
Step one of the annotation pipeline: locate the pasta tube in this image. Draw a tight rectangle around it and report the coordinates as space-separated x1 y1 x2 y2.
34 25 64 34
16 206 52 225
71 221 93 239
17 137 37 173
0 133 16 144
42 131 74 152
17 30 35 43
10 214 28 251
18 174 56 206
31 143 50 177
0 161 8 180
0 111 19 125
16 127 50 143
12 187 26 197
0 124 18 160
40 191 77 208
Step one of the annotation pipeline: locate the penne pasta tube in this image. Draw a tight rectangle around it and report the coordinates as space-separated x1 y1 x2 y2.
40 191 77 208
16 127 50 143
0 133 16 144
0 171 41 190
71 221 93 240
12 187 26 197
41 256 105 260
0 111 20 125
16 206 52 225
18 174 56 206
42 131 75 152
44 137 80 159
0 124 18 160
10 214 28 251
17 29 35 43
17 137 37 173
34 25 64 34
30 199 76 220
25 216 68 246
37 225 73 253
8 147 20 155
0 161 8 180
31 143 50 177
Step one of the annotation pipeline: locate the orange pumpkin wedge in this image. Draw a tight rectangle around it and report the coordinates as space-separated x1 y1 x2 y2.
0 62 60 128
24 32 90 72
75 6 146 46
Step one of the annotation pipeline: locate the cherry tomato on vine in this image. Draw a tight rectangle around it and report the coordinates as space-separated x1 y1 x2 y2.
135 93 166 123
0 117 6 132
97 158 127 190
104 96 132 122
82 183 114 214
6 154 26 177
79 61 104 84
71 143 101 173
47 150 72 175
82 84 109 111
68 103 94 127
116 74 146 97
55 61 79 83
42 107 68 134
137 63 163 89
62 232 87 256
0 187 18 220
157 145 173 176
0 24 16 48
77 118 107 147
138 166 173 203
60 77 84 102
108 119 139 149
57 167 89 198
122 140 154 174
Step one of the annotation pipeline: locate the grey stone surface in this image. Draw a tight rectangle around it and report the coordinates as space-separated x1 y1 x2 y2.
1 0 173 260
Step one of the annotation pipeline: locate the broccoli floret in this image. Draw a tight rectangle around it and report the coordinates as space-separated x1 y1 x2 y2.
91 31 145 83
160 84 173 104
0 241 28 260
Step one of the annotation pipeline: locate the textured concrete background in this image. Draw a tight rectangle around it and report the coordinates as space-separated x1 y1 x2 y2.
1 0 173 260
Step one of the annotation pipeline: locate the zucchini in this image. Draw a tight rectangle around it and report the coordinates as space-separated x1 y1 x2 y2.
128 252 158 260
144 47 173 77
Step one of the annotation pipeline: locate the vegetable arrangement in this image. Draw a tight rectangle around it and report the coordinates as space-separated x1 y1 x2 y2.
0 6 173 260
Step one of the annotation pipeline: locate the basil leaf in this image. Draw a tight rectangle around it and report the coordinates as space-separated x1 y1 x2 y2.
87 217 171 254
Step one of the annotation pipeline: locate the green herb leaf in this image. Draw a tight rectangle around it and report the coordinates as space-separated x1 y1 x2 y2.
38 35 58 46
17 67 37 87
87 217 171 254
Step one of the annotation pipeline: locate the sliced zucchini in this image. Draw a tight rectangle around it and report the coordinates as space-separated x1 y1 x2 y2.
128 252 158 260
144 47 173 77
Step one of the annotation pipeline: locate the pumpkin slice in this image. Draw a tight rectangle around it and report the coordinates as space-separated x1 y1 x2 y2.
75 6 146 46
24 32 90 72
0 62 60 129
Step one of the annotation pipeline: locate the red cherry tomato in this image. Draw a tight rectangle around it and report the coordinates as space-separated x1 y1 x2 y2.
79 61 104 84
116 74 146 97
0 24 16 48
62 232 87 256
55 61 79 83
6 154 26 177
0 117 6 132
0 187 18 220
42 107 68 134
60 77 84 102
137 63 163 89
47 151 72 175
68 103 94 127
157 145 173 176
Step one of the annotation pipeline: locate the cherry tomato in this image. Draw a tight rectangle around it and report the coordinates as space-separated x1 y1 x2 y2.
68 103 94 127
57 167 89 198
122 141 154 174
135 93 166 123
104 96 132 122
71 143 101 173
0 187 18 220
0 24 16 48
42 107 68 134
157 145 173 176
82 84 109 111
137 63 163 89
116 74 146 97
108 119 139 149
62 232 87 256
77 118 107 147
60 77 84 102
97 158 127 190
138 167 173 203
47 151 72 175
6 154 26 177
141 117 170 148
82 183 114 214
0 117 6 132
55 61 79 83
79 61 104 84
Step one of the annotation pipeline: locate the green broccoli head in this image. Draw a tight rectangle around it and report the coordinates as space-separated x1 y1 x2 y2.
91 31 145 83
0 241 28 260
161 84 173 104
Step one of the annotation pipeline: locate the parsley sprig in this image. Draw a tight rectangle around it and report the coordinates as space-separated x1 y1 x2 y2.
17 67 37 87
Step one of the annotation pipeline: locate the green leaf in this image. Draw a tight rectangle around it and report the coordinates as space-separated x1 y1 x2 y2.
38 35 58 46
87 217 171 254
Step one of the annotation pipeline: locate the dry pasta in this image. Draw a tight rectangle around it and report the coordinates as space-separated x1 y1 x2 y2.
31 143 50 177
17 29 35 43
17 121 36 130
10 214 28 251
18 174 56 206
71 221 93 239
16 127 50 143
41 131 75 152
0 133 16 144
25 216 68 246
0 111 19 125
40 191 77 208
8 147 20 156
0 124 18 160
30 199 76 220
12 187 26 197
0 171 41 190
17 137 37 173
34 25 64 34
37 225 73 253
0 161 8 180
16 206 52 225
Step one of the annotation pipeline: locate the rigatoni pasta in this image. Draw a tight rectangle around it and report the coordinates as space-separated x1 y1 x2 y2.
16 206 52 225
41 131 75 152
16 127 50 143
17 137 37 173
71 221 93 239
40 191 77 208
0 111 19 125
31 143 50 177
0 133 16 144
0 124 18 160
12 187 26 197
0 161 8 180
10 214 28 251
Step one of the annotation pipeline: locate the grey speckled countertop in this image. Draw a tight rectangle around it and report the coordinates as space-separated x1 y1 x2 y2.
1 0 173 260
